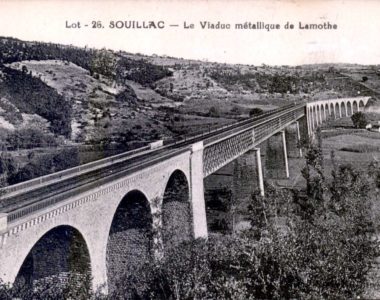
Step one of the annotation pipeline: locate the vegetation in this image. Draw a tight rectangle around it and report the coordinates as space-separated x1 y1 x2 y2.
0 274 93 300
0 36 379 299
5 128 57 150
115 86 138 105
249 107 264 116
2 148 80 185
1 134 378 299
116 58 172 86
210 69 326 94
207 106 220 118
0 66 72 137
0 151 16 193
351 112 368 129
0 37 172 85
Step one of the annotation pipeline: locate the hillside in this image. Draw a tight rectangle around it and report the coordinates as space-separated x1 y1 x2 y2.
0 36 379 158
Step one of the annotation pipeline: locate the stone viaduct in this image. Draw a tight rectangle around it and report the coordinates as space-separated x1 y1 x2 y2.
0 96 370 293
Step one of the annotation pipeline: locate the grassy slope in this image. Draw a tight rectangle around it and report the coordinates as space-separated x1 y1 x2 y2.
7 60 171 143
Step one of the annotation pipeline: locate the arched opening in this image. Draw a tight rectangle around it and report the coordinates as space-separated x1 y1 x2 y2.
359 100 365 111
341 102 347 117
14 226 91 295
308 108 313 130
320 105 324 122
347 102 353 116
162 170 192 249
313 106 318 127
316 106 321 124
106 190 153 294
325 104 329 120
335 103 340 117
330 103 335 119
353 101 358 113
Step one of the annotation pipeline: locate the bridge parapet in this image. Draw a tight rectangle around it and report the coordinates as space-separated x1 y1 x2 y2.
253 106 304 144
0 144 151 198
203 105 306 177
203 129 254 177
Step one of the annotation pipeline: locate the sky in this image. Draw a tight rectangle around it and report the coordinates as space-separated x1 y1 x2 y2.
0 0 379 66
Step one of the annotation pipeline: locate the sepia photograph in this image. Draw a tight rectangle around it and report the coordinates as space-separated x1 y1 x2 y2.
0 0 380 299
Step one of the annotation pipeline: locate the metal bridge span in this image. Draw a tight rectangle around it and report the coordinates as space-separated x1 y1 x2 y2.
0 96 370 292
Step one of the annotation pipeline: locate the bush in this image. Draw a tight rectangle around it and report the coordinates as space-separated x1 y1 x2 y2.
0 67 72 137
0 273 93 300
116 58 172 86
115 85 137 104
6 128 57 150
351 112 368 129
208 106 220 118
8 147 80 185
249 108 264 116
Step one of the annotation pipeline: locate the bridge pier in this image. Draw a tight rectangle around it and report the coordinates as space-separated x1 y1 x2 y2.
204 163 234 233
298 115 309 141
190 142 208 239
285 122 302 158
204 148 265 234
263 131 289 179
231 149 265 227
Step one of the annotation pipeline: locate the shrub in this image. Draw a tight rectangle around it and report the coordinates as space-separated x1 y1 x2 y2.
0 273 93 300
351 112 368 129
6 128 57 150
208 106 220 118
249 108 264 116
8 147 80 185
0 68 72 137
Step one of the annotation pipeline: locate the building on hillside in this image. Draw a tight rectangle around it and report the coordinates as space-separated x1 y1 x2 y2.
372 123 380 133
367 121 380 132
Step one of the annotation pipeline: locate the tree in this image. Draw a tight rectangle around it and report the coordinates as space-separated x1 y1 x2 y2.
368 161 380 188
230 106 241 115
300 129 326 205
0 151 17 197
351 112 367 129
90 49 117 79
249 108 264 117
208 106 220 118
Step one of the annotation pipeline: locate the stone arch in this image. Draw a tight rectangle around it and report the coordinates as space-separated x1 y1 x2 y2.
359 100 365 111
353 101 358 113
341 102 347 117
335 102 340 117
324 103 329 120
347 101 353 116
14 225 91 292
162 169 192 249
106 189 153 293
